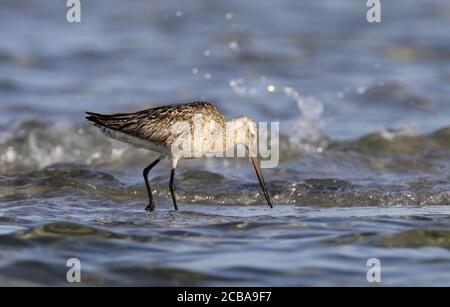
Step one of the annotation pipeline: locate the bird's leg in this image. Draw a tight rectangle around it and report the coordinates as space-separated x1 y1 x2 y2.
169 168 178 210
168 157 179 210
143 157 161 212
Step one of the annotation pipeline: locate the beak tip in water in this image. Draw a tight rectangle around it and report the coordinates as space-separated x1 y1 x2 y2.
250 157 274 209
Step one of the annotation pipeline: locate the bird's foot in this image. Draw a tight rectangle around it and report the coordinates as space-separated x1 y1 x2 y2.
145 202 156 212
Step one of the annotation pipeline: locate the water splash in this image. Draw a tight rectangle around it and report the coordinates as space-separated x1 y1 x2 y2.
227 77 325 151
229 78 257 96
282 86 324 149
0 120 148 172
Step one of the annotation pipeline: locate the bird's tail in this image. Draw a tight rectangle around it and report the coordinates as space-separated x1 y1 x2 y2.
85 111 107 127
85 111 136 130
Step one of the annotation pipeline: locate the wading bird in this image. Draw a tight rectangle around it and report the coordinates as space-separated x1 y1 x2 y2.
86 101 272 212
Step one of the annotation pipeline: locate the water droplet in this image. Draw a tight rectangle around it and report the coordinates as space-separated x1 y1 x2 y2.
356 86 366 94
228 41 239 51
3 146 17 163
267 85 275 92
229 78 247 95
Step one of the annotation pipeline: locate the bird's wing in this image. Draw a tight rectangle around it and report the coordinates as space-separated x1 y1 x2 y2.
86 102 224 146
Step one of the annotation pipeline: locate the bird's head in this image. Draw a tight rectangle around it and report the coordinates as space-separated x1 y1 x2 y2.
226 115 272 208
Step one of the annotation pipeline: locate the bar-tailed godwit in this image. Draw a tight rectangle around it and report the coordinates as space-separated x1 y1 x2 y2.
86 101 272 212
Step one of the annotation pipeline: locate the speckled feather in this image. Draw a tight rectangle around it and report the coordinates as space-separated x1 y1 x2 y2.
86 101 226 154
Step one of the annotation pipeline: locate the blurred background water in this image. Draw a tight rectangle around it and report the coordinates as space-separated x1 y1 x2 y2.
0 0 449 286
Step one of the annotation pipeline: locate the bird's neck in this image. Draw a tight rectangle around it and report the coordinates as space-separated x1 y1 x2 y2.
220 120 249 154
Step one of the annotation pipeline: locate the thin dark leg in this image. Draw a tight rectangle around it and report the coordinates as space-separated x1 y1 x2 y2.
169 168 178 210
143 158 161 212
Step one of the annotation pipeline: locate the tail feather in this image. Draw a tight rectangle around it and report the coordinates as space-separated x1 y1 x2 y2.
85 112 103 126
85 111 135 130
85 111 105 119
85 111 136 119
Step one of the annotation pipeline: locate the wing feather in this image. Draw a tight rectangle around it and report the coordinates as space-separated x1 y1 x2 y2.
86 101 225 146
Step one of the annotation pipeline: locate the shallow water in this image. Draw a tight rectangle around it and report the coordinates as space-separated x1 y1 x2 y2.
0 0 450 286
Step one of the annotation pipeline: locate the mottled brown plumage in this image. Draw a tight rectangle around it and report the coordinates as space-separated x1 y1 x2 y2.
86 101 272 212
86 102 225 148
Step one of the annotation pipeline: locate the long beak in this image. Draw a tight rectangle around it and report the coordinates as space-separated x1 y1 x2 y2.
251 157 273 208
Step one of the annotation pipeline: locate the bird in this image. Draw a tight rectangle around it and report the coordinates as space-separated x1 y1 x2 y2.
85 101 272 212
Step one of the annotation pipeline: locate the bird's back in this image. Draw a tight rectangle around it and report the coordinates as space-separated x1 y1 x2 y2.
86 101 225 152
